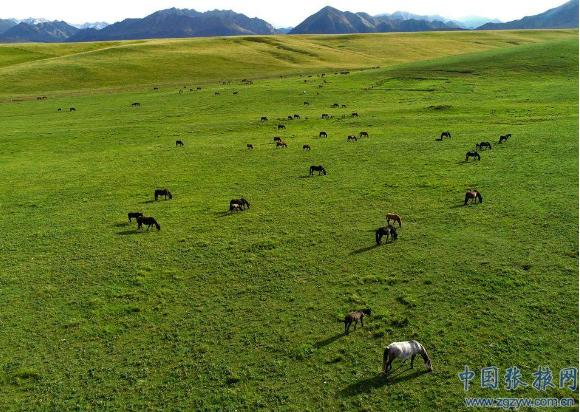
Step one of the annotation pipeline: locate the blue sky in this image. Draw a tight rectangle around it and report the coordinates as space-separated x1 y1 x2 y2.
2 0 570 27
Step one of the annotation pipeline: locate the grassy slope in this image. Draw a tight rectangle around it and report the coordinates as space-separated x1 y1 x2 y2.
0 30 576 96
0 33 577 410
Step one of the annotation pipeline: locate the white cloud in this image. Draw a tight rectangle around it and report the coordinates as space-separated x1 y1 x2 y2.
2 0 570 27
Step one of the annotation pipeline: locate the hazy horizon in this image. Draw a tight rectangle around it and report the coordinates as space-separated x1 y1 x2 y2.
0 0 571 27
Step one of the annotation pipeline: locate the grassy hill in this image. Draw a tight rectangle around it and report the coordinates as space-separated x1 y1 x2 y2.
0 30 576 96
0 31 577 410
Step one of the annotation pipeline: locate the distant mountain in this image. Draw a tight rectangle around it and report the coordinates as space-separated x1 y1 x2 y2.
0 18 17 34
68 8 277 41
0 21 79 42
74 22 109 30
275 27 294 34
290 6 461 34
455 16 502 29
478 0 578 29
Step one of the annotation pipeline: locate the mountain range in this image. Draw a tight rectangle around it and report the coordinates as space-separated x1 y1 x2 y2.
0 1 576 43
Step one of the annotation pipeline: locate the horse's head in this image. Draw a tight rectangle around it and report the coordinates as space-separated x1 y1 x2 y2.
168 192 173 199
362 308 372 316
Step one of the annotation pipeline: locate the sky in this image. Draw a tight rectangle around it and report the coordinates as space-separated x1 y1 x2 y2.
1 0 570 27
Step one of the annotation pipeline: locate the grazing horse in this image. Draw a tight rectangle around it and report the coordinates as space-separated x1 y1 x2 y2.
319 131 328 138
276 140 288 148
69 107 76 112
293 114 300 119
214 92 220 96
58 108 62 112
260 116 268 122
386 213 402 227
278 124 286 130
131 102 141 107
347 135 357 142
304 101 309 106
331 103 339 108
233 91 238 95
440 131 451 139
176 140 184 147
465 151 481 161
153 87 159 90
499 133 511 143
154 189 172 201
476 142 492 150
230 202 243 212
351 112 359 117
230 198 250 210
341 104 347 108
287 115 294 120
273 136 282 142
321 114 330 119
247 144 254 150
383 340 432 375
136 216 161 231
376 225 398 244
464 190 483 205
128 212 143 222
303 144 311 151
359 131 369 138
344 308 372 335
309 165 326 176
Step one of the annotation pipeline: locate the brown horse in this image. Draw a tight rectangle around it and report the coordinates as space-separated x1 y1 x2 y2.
276 140 288 148
386 213 402 227
464 190 483 205
344 308 371 335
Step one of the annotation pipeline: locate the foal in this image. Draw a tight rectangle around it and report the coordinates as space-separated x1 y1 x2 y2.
386 213 402 227
344 308 371 335
383 340 432 375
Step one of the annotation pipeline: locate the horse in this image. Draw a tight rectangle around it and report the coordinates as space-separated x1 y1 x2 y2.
293 114 300 119
341 104 347 108
214 92 220 96
464 190 483 205
230 198 250 210
476 142 492 150
154 189 172 201
233 91 239 95
321 114 330 120
276 140 288 148
136 216 161 231
131 102 141 107
230 202 243 212
69 108 76 112
309 165 326 176
303 144 311 151
344 308 372 335
440 131 451 139
351 112 359 117
383 340 432 375
499 133 511 143
287 115 294 120
247 144 254 150
465 151 481 161
273 136 282 142
359 131 369 138
331 103 339 108
386 213 402 227
278 124 286 130
347 135 357 142
260 116 268 122
153 87 159 90
376 225 398 244
319 131 328 138
304 101 309 106
57 108 61 112
128 212 143 222
176 140 184 147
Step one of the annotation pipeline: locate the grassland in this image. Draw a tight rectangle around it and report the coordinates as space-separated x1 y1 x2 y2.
0 31 577 411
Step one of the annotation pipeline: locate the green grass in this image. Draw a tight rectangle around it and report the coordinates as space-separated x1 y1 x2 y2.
0 31 577 411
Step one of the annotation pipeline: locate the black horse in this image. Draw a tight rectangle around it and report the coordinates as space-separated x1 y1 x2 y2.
260 116 268 122
309 165 326 176
137 216 160 230
347 135 357 142
278 124 286 130
176 140 184 147
465 151 481 161
128 212 143 222
247 144 254 150
69 107 76 112
230 198 250 210
359 131 369 138
376 225 398 244
321 114 330 119
499 134 511 143
303 144 311 151
131 102 141 107
287 115 294 120
293 114 300 119
154 189 172 201
351 112 359 117
319 131 328 138
440 131 451 139
476 142 492 150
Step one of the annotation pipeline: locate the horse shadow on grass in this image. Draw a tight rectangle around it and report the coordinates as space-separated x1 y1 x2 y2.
314 333 344 349
141 199 156 204
112 222 128 228
116 229 141 236
339 368 429 397
297 175 313 179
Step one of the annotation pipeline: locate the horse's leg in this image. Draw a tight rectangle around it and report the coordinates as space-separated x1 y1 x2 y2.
360 317 364 328
411 354 416 369
353 320 358 331
345 321 350 335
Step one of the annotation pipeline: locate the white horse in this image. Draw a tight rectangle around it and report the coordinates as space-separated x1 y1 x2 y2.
383 340 432 375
